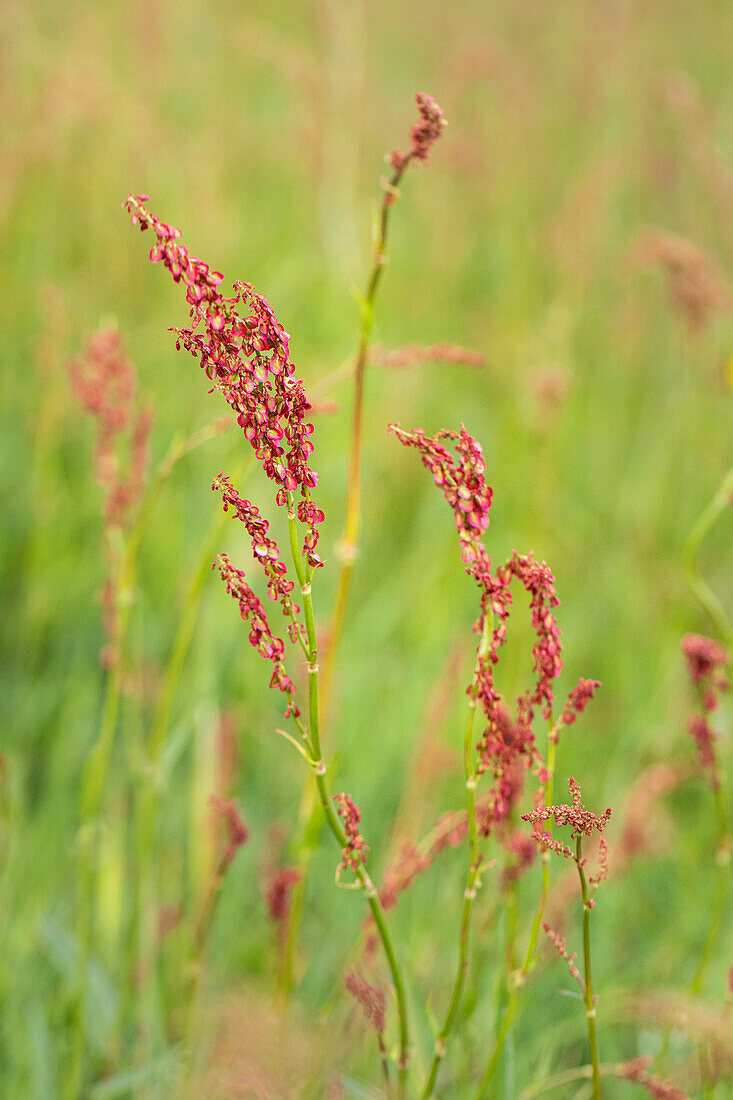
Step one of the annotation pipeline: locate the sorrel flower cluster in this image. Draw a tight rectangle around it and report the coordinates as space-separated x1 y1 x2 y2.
213 473 305 645
122 193 323 568
390 423 598 834
681 633 729 784
523 777 611 896
391 92 447 173
333 793 369 873
214 553 299 718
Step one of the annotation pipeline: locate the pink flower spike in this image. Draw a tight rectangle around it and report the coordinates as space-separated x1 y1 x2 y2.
333 792 369 872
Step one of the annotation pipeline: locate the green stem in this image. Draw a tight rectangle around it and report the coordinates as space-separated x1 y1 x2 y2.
321 157 412 715
281 162 416 993
576 836 601 1100
285 497 411 1095
682 464 733 647
474 728 557 1099
422 629 488 1099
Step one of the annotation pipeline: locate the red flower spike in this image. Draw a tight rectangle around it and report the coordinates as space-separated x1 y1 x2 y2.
123 194 323 567
333 792 369 872
391 92 447 173
214 553 299 718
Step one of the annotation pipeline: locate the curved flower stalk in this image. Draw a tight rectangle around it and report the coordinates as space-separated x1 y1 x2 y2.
390 423 602 1098
283 90 447 999
124 200 412 1093
324 93 447 707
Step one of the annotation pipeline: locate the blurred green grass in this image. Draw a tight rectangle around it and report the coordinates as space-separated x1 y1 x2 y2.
1 0 732 1095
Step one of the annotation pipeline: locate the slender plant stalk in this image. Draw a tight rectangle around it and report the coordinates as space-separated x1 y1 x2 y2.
474 728 558 1099
575 836 602 1099
281 155 416 995
682 464 733 647
284 494 411 1096
421 629 488 1099
321 157 412 712
67 418 232 1098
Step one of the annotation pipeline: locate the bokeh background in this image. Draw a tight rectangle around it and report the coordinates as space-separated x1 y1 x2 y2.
2 1 732 1096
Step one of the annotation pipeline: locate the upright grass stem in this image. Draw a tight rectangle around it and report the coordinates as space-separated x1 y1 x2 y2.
474 728 557 1100
575 836 602 1100
285 494 410 1095
67 419 231 1097
421 628 488 1100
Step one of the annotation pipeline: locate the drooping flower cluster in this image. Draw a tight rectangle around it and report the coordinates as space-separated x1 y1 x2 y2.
500 553 563 722
681 633 729 787
388 424 493 565
214 553 299 718
212 473 305 646
344 971 387 1034
123 194 323 567
391 92 447 173
391 424 580 835
560 677 602 727
333 793 369 872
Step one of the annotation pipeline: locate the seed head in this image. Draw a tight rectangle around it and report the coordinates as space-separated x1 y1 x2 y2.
123 194 323 567
333 792 369 872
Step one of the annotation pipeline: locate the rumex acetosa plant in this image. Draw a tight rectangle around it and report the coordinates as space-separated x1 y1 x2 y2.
64 90 731 1100
120 104 610 1096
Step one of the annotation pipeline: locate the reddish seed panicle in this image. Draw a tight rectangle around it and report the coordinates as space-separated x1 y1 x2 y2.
211 795 249 866
388 423 493 565
344 971 387 1034
214 553 299 718
212 473 304 645
542 920 584 990
681 633 729 708
333 793 369 872
68 328 152 529
524 779 611 892
561 678 602 726
391 92 447 173
617 1056 693 1099
266 866 302 924
123 194 323 567
688 714 719 779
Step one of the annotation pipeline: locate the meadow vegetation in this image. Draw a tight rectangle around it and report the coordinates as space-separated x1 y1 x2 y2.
1 2 731 1097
